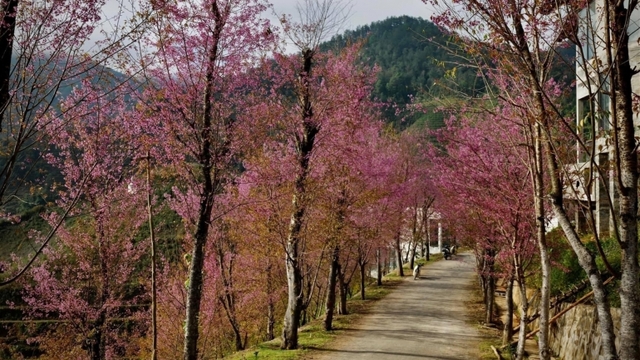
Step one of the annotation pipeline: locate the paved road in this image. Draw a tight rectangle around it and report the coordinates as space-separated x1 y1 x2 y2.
309 252 486 360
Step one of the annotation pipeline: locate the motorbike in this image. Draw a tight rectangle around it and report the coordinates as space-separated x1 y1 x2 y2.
442 245 452 260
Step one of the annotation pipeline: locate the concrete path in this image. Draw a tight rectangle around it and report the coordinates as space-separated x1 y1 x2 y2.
309 252 487 360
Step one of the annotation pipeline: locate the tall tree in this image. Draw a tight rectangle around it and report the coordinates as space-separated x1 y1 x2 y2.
0 0 153 287
425 0 635 358
254 0 352 349
429 107 538 357
136 1 272 358
23 83 147 360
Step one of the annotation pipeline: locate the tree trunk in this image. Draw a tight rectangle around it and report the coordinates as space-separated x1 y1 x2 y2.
533 122 551 360
376 248 382 286
267 300 275 341
409 240 418 271
323 245 339 331
608 2 640 357
0 0 18 132
359 261 366 300
395 232 404 277
483 248 496 325
515 279 528 360
183 4 225 358
426 217 431 262
90 315 105 360
552 203 618 358
337 269 348 315
266 263 275 341
485 271 495 324
282 237 304 349
146 153 158 360
183 205 213 359
511 253 528 360
232 324 244 352
503 275 514 346
281 48 317 350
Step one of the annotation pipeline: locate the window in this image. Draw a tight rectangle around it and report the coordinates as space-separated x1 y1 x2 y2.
579 1 597 61
579 96 595 140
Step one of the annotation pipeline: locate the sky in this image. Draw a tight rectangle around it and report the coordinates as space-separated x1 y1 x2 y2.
270 0 435 32
91 0 436 55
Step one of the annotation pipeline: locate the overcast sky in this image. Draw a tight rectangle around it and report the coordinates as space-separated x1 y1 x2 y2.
270 0 435 31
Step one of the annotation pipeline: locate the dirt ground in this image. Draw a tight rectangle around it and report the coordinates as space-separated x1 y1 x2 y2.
307 252 490 360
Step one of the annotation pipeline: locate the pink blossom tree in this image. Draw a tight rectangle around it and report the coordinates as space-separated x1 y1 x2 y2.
22 83 148 360
134 1 272 358
242 29 385 345
429 107 539 356
0 0 155 286
423 0 633 357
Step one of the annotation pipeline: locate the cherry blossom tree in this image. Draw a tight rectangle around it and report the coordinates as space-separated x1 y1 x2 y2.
0 0 154 286
424 0 638 358
22 82 148 360
430 107 539 357
134 0 273 358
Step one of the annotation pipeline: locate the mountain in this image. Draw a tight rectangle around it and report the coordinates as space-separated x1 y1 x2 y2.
321 16 576 129
322 16 483 129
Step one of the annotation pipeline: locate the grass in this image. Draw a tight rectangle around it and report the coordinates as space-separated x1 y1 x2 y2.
464 279 503 360
227 254 451 360
225 277 403 360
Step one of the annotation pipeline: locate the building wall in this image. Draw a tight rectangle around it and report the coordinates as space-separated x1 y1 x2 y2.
572 0 640 237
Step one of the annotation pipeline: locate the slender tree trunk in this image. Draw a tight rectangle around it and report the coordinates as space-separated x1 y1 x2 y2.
503 275 514 346
484 250 495 325
90 313 105 360
231 321 244 351
359 261 366 300
267 300 275 341
395 231 404 277
337 268 348 315
409 241 417 271
282 48 317 350
217 240 244 352
0 0 18 131
323 245 339 331
553 204 618 358
515 280 528 360
533 122 551 360
609 2 640 357
376 248 382 286
183 4 226 358
513 254 528 360
282 237 304 349
146 153 158 360
94 227 109 360
266 263 275 341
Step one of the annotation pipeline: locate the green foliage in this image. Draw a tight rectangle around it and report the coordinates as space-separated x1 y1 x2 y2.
549 244 586 297
544 229 621 306
321 16 481 129
0 206 51 263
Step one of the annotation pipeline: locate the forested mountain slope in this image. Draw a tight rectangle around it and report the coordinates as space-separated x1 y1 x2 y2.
322 16 482 129
322 16 575 129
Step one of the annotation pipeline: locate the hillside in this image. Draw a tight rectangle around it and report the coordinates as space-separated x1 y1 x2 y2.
322 16 576 129
322 16 483 129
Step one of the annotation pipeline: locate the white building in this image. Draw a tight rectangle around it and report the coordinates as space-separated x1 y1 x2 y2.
570 0 640 236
